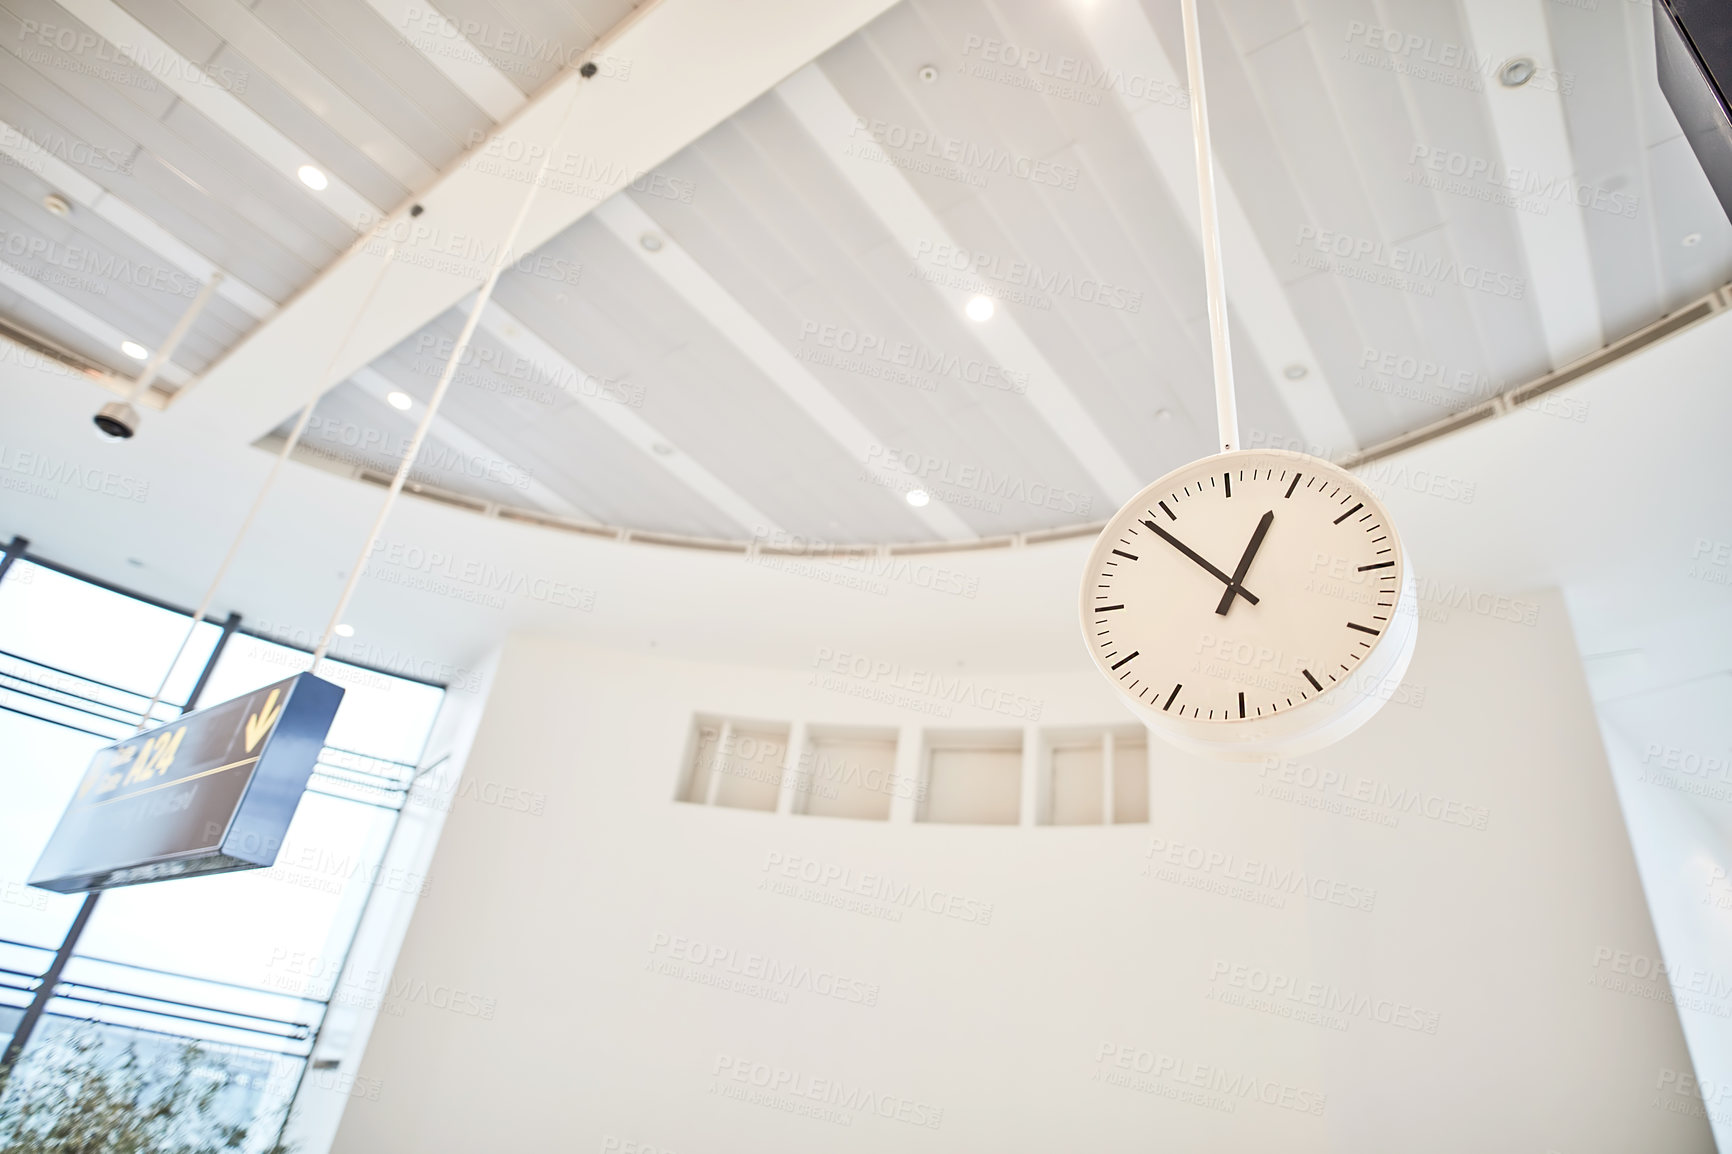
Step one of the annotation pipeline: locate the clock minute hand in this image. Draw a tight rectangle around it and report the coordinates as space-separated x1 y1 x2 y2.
1139 519 1259 606
1216 510 1275 616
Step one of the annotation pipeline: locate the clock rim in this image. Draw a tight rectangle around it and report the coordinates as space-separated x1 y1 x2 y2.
1078 448 1417 752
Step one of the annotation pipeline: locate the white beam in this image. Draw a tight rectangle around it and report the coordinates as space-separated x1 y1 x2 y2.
0 258 191 386
358 0 526 123
1075 4 1360 455
1457 0 1604 367
0 119 277 320
775 64 1144 503
349 365 587 519
473 301 787 534
50 0 380 229
174 0 904 443
592 195 975 540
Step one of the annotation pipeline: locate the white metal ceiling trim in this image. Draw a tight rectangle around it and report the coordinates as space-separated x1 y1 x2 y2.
170 0 441 189
0 118 278 320
53 0 381 229
0 258 191 387
1077 1 1360 455
265 281 1727 553
1458 0 1606 367
473 299 788 535
349 364 589 519
355 0 529 122
591 193 977 541
775 62 1145 505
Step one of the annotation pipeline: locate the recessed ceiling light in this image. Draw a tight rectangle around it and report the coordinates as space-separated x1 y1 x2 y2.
906 489 931 507
640 233 664 252
386 390 413 411
918 65 939 83
1283 363 1309 380
334 623 354 637
297 164 329 191
43 193 72 217
965 296 994 322
120 340 149 360
1498 57 1536 88
1682 232 1703 247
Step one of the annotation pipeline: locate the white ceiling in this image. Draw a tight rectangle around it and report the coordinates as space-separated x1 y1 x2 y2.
0 0 1726 546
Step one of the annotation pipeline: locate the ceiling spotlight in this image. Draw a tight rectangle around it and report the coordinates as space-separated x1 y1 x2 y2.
640 233 664 253
1283 363 1309 380
1498 57 1536 88
120 340 149 360
297 164 329 191
334 623 355 638
386 390 413 411
918 65 939 83
965 295 994 322
1683 232 1703 247
43 193 72 217
906 489 931 507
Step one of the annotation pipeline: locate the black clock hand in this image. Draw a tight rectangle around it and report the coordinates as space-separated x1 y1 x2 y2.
1140 519 1259 606
1216 510 1274 616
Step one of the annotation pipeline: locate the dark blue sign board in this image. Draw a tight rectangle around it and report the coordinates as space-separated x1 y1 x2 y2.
29 673 344 893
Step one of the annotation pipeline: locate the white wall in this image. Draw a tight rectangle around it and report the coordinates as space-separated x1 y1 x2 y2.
329 588 1709 1153
1595 674 1732 1150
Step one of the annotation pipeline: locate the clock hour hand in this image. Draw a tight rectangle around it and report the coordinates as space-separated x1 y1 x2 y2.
1216 510 1274 616
1139 519 1259 606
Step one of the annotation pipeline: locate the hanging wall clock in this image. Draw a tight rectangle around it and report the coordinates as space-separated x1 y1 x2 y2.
1078 0 1417 759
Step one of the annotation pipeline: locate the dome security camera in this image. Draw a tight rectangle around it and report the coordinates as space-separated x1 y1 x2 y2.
93 401 140 440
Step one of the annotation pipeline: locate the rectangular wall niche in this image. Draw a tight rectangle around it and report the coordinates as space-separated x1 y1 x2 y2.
794 726 898 821
681 717 789 812
1043 729 1148 825
920 730 1023 825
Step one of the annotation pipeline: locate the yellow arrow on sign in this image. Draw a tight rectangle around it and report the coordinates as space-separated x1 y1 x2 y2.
244 689 283 753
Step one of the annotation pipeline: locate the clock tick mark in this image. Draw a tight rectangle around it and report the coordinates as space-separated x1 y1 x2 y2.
1303 669 1323 691
1237 692 1245 719
1347 622 1381 635
1111 650 1139 670
1284 474 1301 498
1223 472 1232 497
1333 502 1364 525
1358 561 1394 571
1112 549 1138 561
1163 684 1181 711
1096 604 1125 612
1159 500 1175 520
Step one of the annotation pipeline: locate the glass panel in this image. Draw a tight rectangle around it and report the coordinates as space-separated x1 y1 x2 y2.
195 634 443 766
76 791 397 999
0 561 218 709
0 1016 300 1154
0 711 99 949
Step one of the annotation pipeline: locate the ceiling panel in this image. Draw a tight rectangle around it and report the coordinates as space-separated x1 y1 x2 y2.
1 0 1728 544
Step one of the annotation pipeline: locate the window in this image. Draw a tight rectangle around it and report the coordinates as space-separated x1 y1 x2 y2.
0 555 444 1153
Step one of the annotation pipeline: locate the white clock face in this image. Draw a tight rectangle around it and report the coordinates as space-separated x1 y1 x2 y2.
1080 449 1416 756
